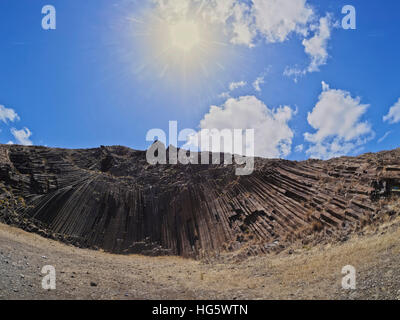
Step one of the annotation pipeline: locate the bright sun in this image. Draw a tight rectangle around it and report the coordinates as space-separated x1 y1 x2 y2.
131 8 228 82
170 20 201 52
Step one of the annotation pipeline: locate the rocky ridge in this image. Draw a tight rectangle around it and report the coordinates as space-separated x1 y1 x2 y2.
0 144 399 258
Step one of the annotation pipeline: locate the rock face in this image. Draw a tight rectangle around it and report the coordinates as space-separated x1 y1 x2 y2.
0 144 399 258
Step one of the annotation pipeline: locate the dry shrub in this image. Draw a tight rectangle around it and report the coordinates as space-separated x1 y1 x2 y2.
311 221 324 232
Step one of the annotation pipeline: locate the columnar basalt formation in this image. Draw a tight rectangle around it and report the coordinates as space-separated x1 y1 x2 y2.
0 144 399 257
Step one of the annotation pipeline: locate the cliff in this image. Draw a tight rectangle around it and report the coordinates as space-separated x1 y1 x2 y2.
0 144 399 257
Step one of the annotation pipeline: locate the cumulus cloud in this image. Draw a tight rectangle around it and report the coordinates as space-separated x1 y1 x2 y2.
0 105 20 123
194 0 236 24
0 103 35 145
0 104 34 145
383 98 400 124
284 15 332 80
303 15 332 72
219 80 246 98
230 2 256 47
252 0 313 43
11 127 33 146
304 82 374 159
221 73 267 99
153 0 333 77
193 95 294 158
153 0 319 47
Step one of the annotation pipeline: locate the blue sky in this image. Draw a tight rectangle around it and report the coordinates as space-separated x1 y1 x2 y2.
0 0 399 160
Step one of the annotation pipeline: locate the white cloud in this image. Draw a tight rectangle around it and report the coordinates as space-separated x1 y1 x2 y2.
378 131 392 143
0 104 34 146
252 0 313 43
284 15 332 80
0 105 20 123
283 67 304 82
229 80 246 91
303 15 332 72
383 98 400 124
253 75 265 92
304 82 374 159
230 2 256 47
193 95 294 158
152 0 191 22
295 144 304 152
321 81 330 91
152 1 333 78
10 127 33 146
153 0 317 48
196 0 236 24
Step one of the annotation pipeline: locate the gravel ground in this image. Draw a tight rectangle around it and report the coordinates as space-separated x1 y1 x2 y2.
1 220 400 300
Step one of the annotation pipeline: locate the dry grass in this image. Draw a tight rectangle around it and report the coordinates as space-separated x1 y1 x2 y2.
1 215 400 300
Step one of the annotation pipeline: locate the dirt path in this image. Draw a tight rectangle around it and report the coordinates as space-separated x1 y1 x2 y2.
1 220 400 300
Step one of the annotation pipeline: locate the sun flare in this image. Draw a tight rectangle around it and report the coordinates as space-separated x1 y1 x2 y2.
128 3 235 87
170 20 201 52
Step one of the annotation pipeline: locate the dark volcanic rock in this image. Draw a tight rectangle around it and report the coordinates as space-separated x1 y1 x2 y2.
0 144 399 258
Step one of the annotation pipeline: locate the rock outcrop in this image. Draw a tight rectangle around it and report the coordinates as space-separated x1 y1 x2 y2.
0 144 399 258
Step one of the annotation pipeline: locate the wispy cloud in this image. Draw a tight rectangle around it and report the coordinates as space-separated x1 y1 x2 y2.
383 98 400 124
303 15 332 73
377 131 392 143
153 0 333 82
219 80 247 99
229 81 247 91
284 15 333 81
153 0 326 50
295 144 304 152
0 105 20 123
11 127 33 146
253 75 265 92
252 0 313 43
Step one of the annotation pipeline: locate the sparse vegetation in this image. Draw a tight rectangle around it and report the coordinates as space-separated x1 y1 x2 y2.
311 220 324 232
1 216 400 299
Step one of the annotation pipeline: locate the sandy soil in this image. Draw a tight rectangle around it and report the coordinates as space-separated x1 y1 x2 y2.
1 218 400 300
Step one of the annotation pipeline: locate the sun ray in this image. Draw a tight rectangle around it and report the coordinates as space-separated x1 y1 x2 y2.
116 1 245 107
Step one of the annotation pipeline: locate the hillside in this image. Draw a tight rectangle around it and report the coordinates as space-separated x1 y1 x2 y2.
0 144 399 258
